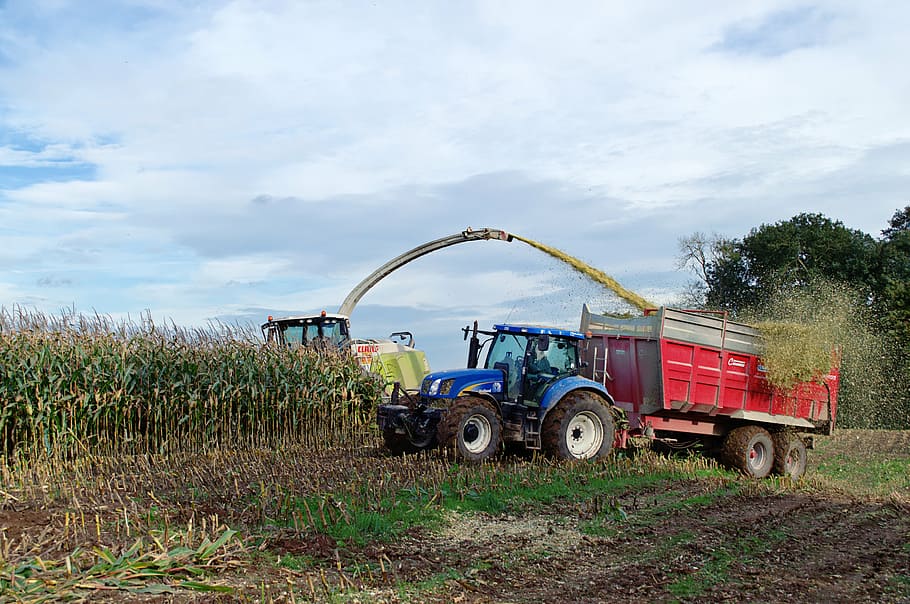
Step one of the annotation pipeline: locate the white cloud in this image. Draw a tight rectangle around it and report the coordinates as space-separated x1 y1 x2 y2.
1 0 908 365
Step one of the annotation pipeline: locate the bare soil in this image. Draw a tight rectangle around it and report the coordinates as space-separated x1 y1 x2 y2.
2 430 909 603
290 429 910 603
372 492 909 603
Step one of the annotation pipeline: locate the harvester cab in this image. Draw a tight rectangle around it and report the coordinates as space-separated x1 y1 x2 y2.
261 311 351 350
377 322 617 461
261 312 430 397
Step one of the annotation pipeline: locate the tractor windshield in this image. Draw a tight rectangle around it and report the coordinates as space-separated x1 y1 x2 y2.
485 333 530 399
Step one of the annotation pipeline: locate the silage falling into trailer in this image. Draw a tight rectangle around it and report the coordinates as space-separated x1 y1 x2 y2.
511 235 653 311
336 227 652 317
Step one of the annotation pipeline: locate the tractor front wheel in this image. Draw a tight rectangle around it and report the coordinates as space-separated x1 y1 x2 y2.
437 397 502 462
772 431 807 479
542 392 614 460
721 425 774 478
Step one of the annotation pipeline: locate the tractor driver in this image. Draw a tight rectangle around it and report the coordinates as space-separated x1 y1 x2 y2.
524 335 556 405
528 343 552 376
525 335 556 404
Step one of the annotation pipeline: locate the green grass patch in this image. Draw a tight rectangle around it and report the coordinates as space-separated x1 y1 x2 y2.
289 492 446 546
278 553 317 571
284 453 726 547
392 567 464 601
885 574 910 599
581 483 741 538
814 454 910 495
650 530 696 562
393 560 493 601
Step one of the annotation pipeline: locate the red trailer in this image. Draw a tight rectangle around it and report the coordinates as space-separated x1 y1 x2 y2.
579 305 839 478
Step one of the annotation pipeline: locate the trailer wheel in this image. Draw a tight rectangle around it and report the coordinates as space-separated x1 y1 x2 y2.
772 432 807 479
542 392 614 460
437 397 502 462
382 429 436 456
721 425 774 478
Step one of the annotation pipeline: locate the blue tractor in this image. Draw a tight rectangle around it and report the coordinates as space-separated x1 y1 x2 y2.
377 322 618 461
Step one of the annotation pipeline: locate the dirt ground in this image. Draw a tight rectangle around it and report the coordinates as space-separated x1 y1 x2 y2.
365 489 909 603
295 430 910 603
3 429 909 603
245 430 910 603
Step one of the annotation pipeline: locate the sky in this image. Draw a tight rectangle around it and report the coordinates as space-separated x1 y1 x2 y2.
1 0 908 369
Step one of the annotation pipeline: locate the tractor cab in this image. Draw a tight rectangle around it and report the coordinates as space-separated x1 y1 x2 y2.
482 325 583 406
261 311 351 350
415 323 588 409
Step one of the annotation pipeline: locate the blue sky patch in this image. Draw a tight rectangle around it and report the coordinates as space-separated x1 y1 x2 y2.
0 163 96 188
712 7 833 57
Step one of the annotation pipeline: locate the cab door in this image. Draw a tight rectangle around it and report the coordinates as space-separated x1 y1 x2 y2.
522 335 578 406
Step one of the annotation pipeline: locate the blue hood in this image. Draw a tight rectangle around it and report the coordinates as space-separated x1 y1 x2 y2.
420 368 504 398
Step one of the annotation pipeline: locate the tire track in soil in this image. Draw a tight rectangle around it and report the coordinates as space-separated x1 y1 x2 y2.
706 497 910 603
417 493 910 604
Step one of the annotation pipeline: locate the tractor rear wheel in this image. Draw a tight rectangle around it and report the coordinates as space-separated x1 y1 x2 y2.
382 428 436 456
437 397 502 462
772 431 807 479
721 425 774 478
542 392 614 460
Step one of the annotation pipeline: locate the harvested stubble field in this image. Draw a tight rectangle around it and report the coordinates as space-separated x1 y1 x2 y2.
2 310 909 603
2 429 909 603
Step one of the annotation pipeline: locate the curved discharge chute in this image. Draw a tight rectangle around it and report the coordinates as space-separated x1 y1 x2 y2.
338 226 651 316
338 227 513 316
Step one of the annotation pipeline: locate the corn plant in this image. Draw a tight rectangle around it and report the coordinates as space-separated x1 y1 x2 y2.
0 306 383 459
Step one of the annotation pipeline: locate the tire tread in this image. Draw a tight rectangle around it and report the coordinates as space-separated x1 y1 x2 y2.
437 396 501 461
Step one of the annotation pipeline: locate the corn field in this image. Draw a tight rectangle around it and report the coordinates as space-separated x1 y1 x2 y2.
0 307 383 458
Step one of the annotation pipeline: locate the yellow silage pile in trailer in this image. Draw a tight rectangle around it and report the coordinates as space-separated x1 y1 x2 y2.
754 320 836 389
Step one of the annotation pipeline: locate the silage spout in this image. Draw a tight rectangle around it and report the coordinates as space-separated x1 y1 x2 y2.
463 227 513 242
338 227 514 316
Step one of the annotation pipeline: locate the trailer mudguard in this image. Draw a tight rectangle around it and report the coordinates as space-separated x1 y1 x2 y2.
539 376 614 411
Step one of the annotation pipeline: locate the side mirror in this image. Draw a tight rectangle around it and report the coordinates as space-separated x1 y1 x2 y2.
538 334 549 351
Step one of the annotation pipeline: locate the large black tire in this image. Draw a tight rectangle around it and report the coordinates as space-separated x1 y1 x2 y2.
542 392 614 460
771 431 807 479
721 425 774 478
437 397 502 462
382 428 436 456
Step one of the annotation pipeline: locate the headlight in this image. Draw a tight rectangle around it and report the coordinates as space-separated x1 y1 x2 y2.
428 378 442 396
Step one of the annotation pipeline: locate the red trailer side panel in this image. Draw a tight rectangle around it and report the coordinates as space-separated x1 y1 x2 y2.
580 306 839 436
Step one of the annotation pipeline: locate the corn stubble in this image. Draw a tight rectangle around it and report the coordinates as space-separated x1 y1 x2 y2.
0 306 383 459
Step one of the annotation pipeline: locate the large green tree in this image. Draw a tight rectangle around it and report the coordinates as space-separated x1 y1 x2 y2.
687 213 878 315
876 206 910 343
